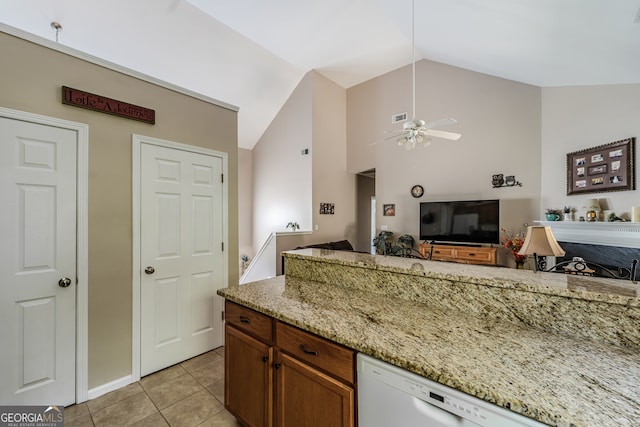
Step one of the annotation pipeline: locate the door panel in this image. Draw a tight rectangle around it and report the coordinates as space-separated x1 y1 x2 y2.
0 117 77 405
154 276 181 346
140 143 224 376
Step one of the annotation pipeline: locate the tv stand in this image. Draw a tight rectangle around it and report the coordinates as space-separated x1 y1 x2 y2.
419 243 497 266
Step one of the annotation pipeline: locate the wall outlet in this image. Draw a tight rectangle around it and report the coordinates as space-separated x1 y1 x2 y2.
381 225 388 231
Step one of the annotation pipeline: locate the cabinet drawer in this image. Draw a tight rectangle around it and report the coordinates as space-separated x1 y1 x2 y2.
226 301 273 342
456 248 495 263
276 322 354 384
430 246 455 259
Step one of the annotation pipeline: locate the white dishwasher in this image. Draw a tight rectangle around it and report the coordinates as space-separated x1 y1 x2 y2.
357 354 548 427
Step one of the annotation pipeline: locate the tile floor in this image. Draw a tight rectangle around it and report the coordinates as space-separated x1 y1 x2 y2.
64 347 242 427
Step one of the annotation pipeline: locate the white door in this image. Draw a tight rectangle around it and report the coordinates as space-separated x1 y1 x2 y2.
0 117 77 405
140 143 224 376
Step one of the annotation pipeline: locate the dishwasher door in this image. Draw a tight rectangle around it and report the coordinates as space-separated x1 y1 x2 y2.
357 354 547 427
358 364 481 427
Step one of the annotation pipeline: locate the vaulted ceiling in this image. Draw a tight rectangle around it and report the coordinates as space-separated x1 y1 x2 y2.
2 0 640 149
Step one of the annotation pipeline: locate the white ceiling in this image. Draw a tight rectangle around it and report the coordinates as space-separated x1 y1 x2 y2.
2 0 640 149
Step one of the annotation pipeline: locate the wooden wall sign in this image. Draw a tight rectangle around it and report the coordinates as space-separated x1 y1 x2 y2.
62 86 155 124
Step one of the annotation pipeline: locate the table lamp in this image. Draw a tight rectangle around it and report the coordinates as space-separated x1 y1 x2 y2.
518 226 566 271
583 198 600 222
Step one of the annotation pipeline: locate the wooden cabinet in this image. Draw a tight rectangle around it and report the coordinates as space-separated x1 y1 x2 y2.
275 351 354 427
225 301 274 427
224 300 355 427
420 243 497 265
225 326 273 427
275 321 355 427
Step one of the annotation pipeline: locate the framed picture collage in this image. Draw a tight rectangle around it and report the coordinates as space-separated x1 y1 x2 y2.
566 138 635 195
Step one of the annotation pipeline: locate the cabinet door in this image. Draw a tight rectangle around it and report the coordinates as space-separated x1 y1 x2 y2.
225 325 273 427
275 351 354 427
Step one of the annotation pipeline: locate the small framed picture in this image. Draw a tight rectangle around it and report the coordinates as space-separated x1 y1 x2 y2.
383 204 395 216
587 164 607 175
319 203 335 214
567 138 635 195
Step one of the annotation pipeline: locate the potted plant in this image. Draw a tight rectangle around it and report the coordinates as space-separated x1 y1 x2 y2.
286 221 300 231
545 209 560 221
373 232 423 257
562 206 572 221
372 231 394 255
501 228 527 268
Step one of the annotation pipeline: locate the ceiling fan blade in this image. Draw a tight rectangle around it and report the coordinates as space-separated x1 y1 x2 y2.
423 117 457 129
370 136 401 146
383 132 408 141
423 129 462 140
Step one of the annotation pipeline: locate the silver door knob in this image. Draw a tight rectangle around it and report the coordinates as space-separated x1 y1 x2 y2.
145 266 155 275
58 277 72 288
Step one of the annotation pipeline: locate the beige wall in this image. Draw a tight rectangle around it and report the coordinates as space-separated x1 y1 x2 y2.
347 59 542 260
252 73 313 252
311 71 357 246
541 84 640 219
0 32 238 388
255 71 357 264
238 147 253 271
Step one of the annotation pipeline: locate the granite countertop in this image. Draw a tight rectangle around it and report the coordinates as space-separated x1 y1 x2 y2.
218 251 640 427
284 248 640 303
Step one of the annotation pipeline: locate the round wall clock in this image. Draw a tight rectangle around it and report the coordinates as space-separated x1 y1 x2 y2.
411 185 424 198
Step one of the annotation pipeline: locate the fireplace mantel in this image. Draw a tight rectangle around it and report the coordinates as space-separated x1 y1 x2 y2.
536 220 640 248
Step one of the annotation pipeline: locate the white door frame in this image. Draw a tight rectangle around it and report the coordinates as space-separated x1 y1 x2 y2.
131 134 229 382
0 107 89 403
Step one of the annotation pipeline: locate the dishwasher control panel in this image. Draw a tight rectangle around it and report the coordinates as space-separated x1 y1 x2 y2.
357 353 547 427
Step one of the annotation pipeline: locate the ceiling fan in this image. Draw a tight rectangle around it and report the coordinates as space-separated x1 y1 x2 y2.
380 0 461 150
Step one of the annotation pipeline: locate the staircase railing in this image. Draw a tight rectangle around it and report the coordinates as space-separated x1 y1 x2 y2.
239 232 277 284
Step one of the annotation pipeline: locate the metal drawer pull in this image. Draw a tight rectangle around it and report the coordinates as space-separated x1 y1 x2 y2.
239 316 250 323
262 356 269 362
300 344 318 356
274 363 281 369
468 253 476 256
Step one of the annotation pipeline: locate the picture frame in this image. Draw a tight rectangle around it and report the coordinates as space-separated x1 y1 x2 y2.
566 138 635 195
383 204 395 216
319 202 335 214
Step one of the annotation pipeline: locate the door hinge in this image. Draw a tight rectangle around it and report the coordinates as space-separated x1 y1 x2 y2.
221 310 225 321
221 242 224 251
221 173 224 183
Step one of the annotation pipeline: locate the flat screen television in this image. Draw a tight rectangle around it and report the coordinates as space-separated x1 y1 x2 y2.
420 199 500 244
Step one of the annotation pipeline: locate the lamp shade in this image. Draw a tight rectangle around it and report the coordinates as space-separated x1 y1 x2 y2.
583 198 600 210
518 226 566 257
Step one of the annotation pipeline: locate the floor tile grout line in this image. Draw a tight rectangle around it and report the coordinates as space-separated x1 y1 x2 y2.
81 348 227 427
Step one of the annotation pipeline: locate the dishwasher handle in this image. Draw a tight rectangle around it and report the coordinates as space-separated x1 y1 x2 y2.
410 396 468 426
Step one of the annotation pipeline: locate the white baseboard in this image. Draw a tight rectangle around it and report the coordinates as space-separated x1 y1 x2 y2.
87 375 134 400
